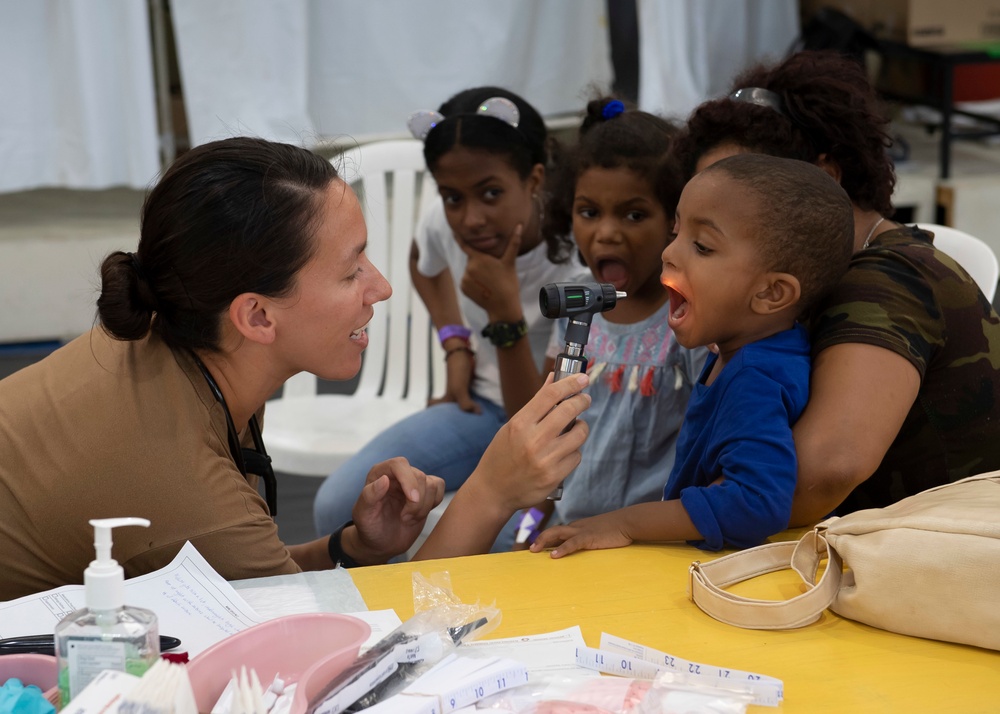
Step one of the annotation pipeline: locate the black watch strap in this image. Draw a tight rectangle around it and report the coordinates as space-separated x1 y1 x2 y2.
481 318 528 348
328 521 362 569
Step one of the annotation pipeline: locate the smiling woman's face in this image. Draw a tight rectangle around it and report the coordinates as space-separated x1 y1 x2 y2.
270 179 392 381
431 146 543 258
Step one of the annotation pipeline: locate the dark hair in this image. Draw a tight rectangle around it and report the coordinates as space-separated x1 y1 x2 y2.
671 50 895 214
546 97 683 246
97 137 338 352
703 153 854 314
422 85 574 263
423 86 547 178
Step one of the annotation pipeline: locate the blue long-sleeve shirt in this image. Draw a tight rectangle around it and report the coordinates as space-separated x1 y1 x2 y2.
663 324 811 550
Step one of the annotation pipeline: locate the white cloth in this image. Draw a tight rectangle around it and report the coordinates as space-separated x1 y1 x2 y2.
170 0 317 147
0 0 160 192
170 0 612 147
638 0 799 121
414 201 581 406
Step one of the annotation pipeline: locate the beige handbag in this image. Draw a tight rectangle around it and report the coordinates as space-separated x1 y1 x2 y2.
688 472 1000 651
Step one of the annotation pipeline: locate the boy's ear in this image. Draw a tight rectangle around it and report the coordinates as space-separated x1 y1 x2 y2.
750 273 801 315
227 293 277 345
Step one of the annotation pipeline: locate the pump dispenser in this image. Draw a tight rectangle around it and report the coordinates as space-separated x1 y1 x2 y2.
55 518 160 705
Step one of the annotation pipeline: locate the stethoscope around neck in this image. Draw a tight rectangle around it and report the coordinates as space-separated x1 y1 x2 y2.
191 353 278 516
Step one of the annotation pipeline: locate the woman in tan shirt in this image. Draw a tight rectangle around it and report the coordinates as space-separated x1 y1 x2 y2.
0 137 590 600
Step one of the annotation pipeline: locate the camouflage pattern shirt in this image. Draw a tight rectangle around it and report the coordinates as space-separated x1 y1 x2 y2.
811 225 1000 513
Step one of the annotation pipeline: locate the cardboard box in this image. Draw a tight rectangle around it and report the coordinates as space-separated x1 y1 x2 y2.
801 0 1000 46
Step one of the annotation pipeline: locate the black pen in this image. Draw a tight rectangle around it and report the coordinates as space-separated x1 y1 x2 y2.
0 634 182 656
344 617 489 711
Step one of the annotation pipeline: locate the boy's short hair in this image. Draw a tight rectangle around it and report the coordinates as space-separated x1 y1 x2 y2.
703 153 854 314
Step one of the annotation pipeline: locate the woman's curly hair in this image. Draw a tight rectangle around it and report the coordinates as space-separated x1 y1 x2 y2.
670 50 896 214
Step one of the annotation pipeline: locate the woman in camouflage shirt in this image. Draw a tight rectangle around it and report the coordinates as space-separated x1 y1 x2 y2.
670 50 1000 524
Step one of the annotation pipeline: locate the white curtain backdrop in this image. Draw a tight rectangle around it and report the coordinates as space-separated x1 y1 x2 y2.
0 0 160 193
170 0 317 147
0 1 802 191
638 0 799 122
170 0 613 148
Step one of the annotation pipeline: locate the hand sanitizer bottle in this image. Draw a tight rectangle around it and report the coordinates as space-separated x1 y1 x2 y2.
55 517 160 706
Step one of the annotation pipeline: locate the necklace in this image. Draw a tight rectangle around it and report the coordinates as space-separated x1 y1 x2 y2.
862 216 885 250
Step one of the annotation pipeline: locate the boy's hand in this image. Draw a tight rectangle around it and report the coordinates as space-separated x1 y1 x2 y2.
530 511 633 558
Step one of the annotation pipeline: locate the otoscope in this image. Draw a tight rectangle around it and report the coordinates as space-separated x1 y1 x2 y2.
539 281 626 499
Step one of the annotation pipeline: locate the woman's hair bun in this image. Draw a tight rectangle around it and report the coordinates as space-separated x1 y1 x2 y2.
96 250 154 341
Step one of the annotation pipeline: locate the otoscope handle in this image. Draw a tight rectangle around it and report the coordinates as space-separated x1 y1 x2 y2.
539 283 624 502
547 346 587 501
552 344 586 382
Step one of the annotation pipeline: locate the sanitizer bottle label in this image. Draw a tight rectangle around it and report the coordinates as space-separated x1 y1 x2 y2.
65 639 126 700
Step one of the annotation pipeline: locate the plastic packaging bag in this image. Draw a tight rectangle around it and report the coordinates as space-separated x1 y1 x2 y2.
475 670 753 714
307 571 499 714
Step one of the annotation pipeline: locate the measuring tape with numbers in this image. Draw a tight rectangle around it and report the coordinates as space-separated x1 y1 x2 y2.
574 642 783 708
438 663 529 712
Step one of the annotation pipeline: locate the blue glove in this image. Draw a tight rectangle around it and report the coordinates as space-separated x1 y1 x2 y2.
0 678 55 714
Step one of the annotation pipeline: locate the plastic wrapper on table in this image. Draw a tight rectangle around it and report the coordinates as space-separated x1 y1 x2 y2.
307 571 500 714
473 670 754 714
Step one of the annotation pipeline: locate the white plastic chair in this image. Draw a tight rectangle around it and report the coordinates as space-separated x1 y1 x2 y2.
263 139 444 476
925 223 999 302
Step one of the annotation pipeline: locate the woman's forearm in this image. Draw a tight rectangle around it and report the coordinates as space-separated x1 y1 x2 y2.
410 243 464 330
413 475 511 559
288 537 335 571
791 343 920 525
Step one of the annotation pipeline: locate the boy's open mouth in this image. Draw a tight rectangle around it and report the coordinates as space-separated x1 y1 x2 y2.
666 286 689 324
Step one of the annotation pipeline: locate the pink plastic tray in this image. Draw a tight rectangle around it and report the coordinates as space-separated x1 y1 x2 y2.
186 613 370 714
0 653 59 705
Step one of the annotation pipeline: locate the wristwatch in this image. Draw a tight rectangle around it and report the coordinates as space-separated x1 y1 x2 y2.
481 318 528 348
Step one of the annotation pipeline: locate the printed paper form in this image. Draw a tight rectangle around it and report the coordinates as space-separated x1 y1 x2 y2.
0 541 263 657
0 541 400 657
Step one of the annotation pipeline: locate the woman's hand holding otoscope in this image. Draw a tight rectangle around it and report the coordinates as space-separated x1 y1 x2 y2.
539 282 625 499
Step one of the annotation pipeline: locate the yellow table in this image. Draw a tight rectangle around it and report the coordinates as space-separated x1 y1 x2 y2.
351 541 999 713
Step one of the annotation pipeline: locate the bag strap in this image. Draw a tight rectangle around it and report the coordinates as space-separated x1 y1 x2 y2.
687 529 844 630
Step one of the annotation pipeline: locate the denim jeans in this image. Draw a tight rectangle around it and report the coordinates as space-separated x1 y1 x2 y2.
313 395 507 537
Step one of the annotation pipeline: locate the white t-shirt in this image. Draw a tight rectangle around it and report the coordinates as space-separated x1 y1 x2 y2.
414 200 582 407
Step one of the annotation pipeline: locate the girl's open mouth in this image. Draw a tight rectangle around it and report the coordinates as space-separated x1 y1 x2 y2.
596 259 629 291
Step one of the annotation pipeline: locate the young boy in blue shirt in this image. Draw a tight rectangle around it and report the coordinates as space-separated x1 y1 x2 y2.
532 153 855 555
